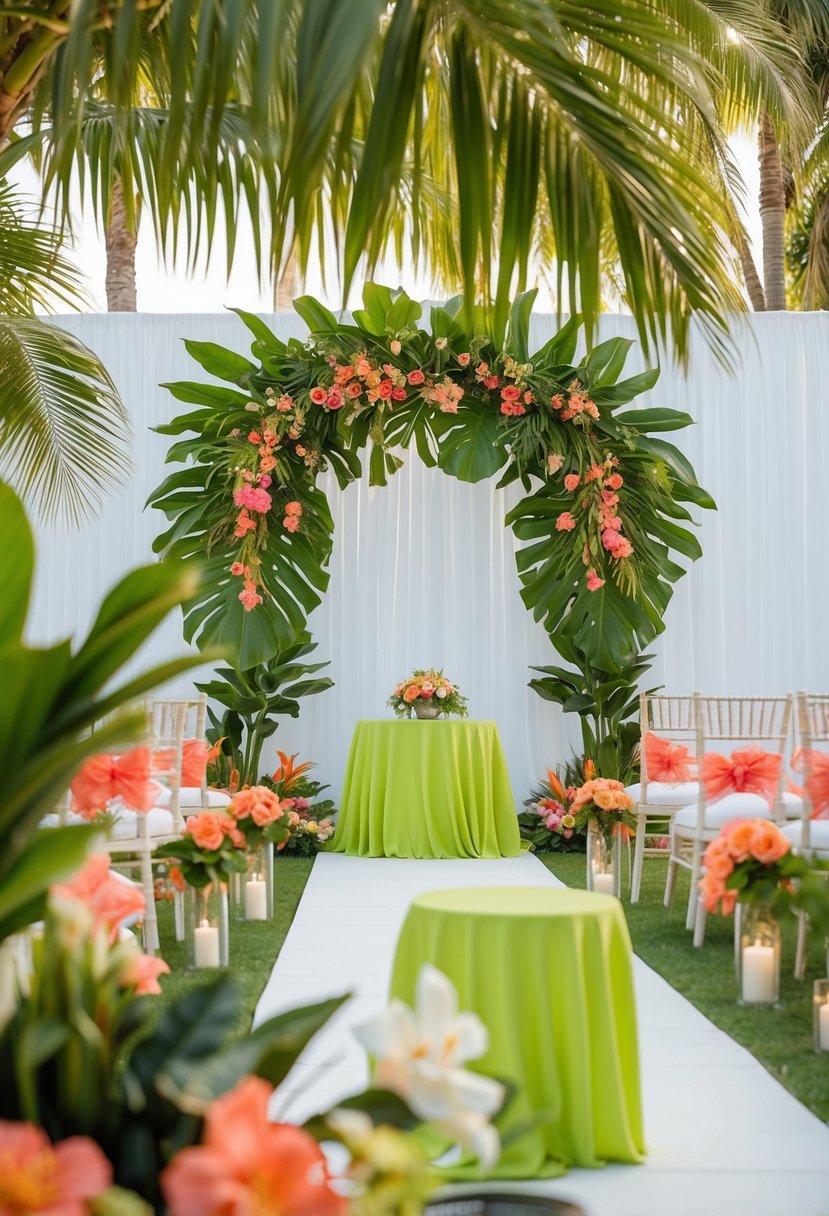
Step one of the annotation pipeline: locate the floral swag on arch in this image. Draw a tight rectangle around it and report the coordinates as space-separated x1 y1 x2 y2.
150 284 714 675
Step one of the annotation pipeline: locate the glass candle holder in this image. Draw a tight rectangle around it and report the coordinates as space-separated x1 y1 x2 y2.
185 882 229 969
813 979 829 1052
245 849 269 921
738 904 781 1006
586 821 621 898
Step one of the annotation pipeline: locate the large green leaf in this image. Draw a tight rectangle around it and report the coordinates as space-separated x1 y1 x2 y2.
0 482 33 648
0 826 100 940
438 407 508 483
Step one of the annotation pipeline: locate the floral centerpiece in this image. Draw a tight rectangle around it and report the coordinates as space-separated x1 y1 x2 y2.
262 751 337 854
519 767 582 852
388 669 468 720
700 818 819 918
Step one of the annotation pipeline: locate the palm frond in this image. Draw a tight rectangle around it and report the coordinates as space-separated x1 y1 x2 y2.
0 182 87 315
0 318 130 524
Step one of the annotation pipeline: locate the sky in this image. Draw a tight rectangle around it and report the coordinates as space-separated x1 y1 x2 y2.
14 132 762 315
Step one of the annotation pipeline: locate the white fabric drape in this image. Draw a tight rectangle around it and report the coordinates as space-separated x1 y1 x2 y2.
26 311 829 804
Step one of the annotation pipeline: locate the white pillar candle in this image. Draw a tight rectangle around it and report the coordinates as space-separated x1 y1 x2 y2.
741 941 776 1003
819 1003 829 1051
245 879 268 920
592 870 614 895
194 920 220 967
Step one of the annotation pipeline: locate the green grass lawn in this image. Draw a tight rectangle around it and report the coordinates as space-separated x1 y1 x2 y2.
152 855 314 1030
540 850 829 1121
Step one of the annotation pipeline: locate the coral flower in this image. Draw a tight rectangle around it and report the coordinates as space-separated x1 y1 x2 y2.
749 821 790 865
230 786 285 827
239 587 263 611
483 375 500 390
326 391 344 410
586 569 605 591
283 516 300 533
457 352 471 366
247 431 262 445
606 472 624 490
168 866 187 893
185 813 225 852
284 501 303 517
407 369 425 386
230 562 245 577
403 685 420 704
259 455 276 473
309 387 327 405
52 854 145 942
390 339 402 355
563 474 580 492
120 952 171 996
347 381 362 398
0 1122 112 1216
547 453 564 473
555 512 577 532
161 1076 346 1216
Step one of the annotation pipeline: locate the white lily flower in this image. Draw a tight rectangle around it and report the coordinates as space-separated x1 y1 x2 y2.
354 964 504 1168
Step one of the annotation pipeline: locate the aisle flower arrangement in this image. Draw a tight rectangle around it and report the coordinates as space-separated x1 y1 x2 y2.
570 774 637 840
263 751 337 854
700 818 828 920
388 669 469 719
519 767 583 852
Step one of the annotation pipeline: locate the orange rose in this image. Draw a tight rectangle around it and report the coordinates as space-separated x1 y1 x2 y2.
611 791 633 811
594 789 615 810
230 786 283 826
186 813 226 851
217 814 246 849
722 819 756 862
749 820 790 865
403 685 420 704
703 837 734 880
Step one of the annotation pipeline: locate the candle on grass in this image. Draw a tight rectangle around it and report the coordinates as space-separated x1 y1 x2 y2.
592 870 614 895
194 919 220 967
245 879 268 920
741 939 776 1004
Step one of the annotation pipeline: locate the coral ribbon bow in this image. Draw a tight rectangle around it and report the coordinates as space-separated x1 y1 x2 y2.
152 738 211 787
791 747 829 819
644 733 693 784
71 747 155 814
702 747 782 807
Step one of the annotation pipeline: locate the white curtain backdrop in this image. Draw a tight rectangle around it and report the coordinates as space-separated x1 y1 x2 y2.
26 310 829 804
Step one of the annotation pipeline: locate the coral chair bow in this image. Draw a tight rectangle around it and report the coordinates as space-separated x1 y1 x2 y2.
153 738 211 787
644 733 693 784
701 747 782 807
71 747 155 815
791 748 829 818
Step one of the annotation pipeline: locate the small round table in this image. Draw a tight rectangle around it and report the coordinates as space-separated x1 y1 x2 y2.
390 886 645 1179
327 720 520 859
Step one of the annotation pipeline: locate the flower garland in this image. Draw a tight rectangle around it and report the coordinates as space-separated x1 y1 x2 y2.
152 284 712 673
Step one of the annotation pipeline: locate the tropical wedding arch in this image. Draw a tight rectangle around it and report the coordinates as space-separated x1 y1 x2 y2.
150 285 713 688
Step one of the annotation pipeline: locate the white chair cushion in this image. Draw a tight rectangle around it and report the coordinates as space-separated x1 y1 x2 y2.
179 787 231 809
674 792 776 830
109 807 175 841
780 819 829 858
626 781 699 807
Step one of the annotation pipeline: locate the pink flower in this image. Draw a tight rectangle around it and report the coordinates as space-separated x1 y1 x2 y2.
586 569 605 591
284 501 302 517
247 431 261 445
0 1123 112 1216
407 369 425 386
230 562 244 576
378 380 393 399
555 511 577 532
585 464 605 483
277 394 294 412
475 360 489 377
347 381 362 398
121 952 171 996
602 513 623 532
564 474 580 492
283 515 300 533
309 387 327 404
550 393 564 410
501 385 522 402
612 537 633 559
601 490 619 508
482 375 498 389
234 486 272 514
500 400 526 417
563 829 574 839
52 855 145 943
326 390 344 410
258 474 272 489
162 1077 346 1216
259 455 276 473
547 453 564 473
606 472 623 490
391 386 407 401
239 587 263 611
457 352 471 366
390 339 402 356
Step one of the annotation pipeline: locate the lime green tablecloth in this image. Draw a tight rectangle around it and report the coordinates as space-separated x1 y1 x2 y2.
390 886 644 1179
328 720 520 859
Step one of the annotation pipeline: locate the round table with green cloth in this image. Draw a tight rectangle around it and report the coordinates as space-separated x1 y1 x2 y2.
327 720 520 859
390 886 645 1180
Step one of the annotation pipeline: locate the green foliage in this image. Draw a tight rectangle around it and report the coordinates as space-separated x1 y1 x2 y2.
0 481 207 942
152 283 713 680
198 634 333 787
529 639 656 782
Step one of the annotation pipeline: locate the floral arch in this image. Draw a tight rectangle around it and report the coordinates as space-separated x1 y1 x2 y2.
150 285 713 676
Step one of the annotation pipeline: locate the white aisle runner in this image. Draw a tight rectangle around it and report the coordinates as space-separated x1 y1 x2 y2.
254 853 829 1216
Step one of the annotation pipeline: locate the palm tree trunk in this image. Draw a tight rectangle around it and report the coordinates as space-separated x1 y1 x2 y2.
737 229 765 311
105 178 138 312
758 109 787 311
275 248 299 311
